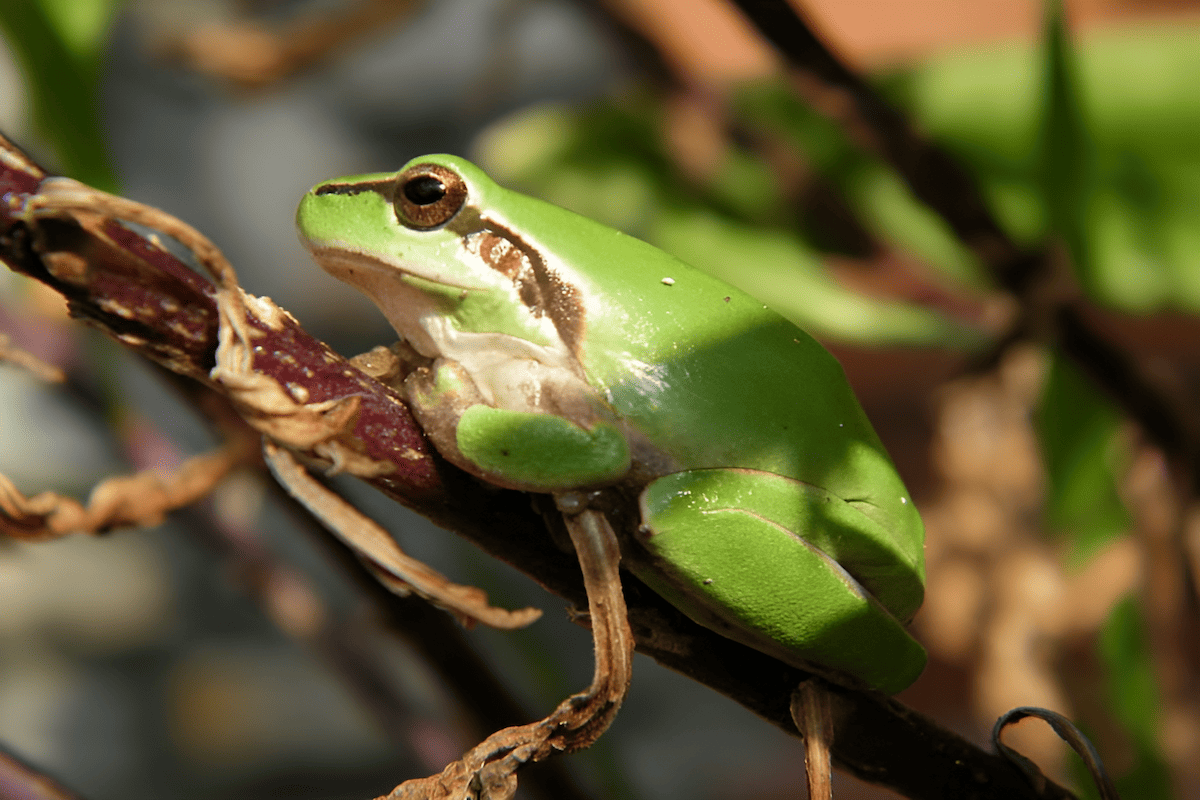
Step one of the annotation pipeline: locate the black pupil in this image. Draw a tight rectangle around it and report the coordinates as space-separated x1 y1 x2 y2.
404 175 446 206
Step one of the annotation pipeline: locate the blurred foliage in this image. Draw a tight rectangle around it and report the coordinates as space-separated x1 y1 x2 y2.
1032 8 1166 797
731 82 986 289
1035 353 1129 566
1037 0 1095 289
0 0 120 190
897 17 1200 314
1089 597 1173 800
1032 3 1129 566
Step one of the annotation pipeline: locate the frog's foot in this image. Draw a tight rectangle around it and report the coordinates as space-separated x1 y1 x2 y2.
264 440 541 630
378 504 633 800
791 681 834 800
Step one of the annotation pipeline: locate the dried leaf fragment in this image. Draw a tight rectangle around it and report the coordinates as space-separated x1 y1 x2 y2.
263 440 540 631
0 333 65 383
0 443 250 540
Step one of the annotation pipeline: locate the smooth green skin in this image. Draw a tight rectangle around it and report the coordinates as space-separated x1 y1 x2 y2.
297 154 927 693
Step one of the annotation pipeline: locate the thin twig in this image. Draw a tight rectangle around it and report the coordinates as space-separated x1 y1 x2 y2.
791 682 833 800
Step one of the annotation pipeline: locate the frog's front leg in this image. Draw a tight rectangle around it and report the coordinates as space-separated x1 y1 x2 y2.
379 495 633 800
405 359 630 492
630 468 927 695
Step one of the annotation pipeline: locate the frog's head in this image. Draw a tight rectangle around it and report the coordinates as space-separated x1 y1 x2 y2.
297 154 585 376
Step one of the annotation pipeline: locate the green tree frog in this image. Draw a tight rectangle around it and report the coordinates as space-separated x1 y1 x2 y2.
297 154 926 694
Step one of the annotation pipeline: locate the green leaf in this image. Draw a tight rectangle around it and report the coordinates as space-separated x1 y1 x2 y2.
37 0 117 64
901 17 1200 314
0 0 122 190
732 80 985 287
1094 597 1172 799
1035 352 1129 564
1038 0 1097 286
840 161 982 287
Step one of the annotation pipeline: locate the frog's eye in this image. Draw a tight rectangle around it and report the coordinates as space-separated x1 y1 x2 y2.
394 163 468 229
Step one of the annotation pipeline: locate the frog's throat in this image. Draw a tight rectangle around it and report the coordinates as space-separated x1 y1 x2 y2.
416 312 589 413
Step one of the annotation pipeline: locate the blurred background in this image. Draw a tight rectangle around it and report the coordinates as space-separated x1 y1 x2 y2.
1 0 1199 797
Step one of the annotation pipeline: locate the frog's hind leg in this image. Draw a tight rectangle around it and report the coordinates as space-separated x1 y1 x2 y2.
632 468 926 694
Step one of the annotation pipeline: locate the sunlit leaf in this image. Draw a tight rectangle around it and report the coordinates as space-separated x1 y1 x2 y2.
901 20 1200 314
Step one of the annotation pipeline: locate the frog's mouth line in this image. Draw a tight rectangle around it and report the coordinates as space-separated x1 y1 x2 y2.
301 240 488 294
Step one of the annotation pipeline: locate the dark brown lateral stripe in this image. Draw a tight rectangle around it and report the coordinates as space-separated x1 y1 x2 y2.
465 215 586 359
314 179 393 197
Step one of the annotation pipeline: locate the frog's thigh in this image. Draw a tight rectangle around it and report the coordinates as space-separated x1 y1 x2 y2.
637 469 926 694
455 405 630 491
